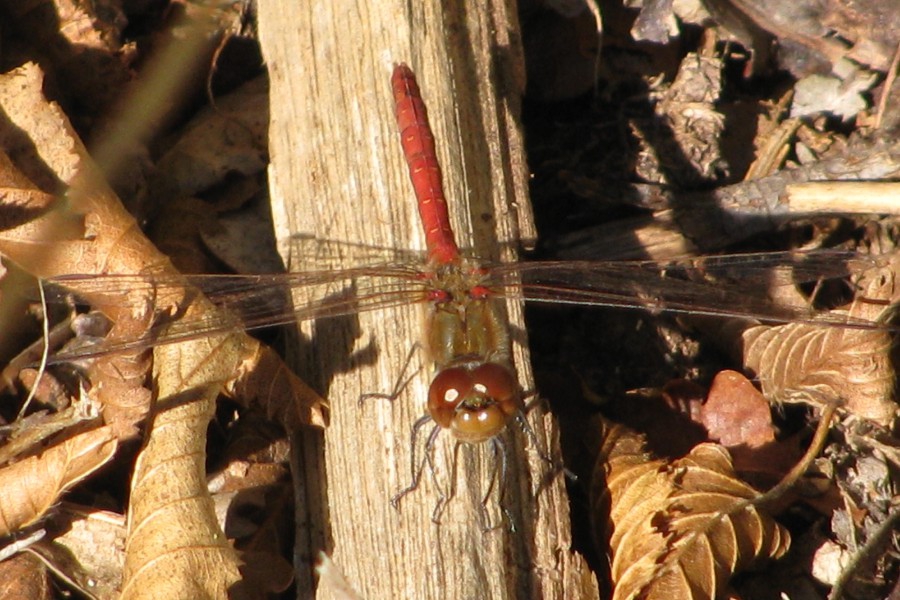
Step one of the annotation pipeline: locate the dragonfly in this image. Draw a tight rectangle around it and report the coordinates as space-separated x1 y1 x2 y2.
34 64 895 516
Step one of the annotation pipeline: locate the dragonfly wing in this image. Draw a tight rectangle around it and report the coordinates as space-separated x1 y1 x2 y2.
484 250 894 330
45 265 430 361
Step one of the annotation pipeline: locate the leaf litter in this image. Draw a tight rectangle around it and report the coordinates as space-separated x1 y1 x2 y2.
0 0 898 598
525 0 900 598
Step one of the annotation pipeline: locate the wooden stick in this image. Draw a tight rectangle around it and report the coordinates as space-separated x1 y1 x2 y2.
786 181 900 214
257 1 594 598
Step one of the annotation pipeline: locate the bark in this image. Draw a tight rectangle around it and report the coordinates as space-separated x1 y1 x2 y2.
257 1 595 598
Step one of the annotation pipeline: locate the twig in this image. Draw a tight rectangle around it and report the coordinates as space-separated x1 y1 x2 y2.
829 498 900 600
874 40 900 131
752 402 837 510
0 529 46 562
18 279 50 419
786 181 900 214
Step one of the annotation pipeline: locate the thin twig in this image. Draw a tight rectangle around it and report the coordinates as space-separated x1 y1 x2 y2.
752 402 837 510
0 529 46 562
18 279 50 419
874 40 900 130
829 499 900 600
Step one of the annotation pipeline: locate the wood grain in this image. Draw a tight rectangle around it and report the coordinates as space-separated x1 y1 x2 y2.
257 1 596 598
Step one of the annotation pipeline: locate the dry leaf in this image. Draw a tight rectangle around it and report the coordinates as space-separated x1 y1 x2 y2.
739 262 898 427
0 402 103 467
4 0 132 118
33 504 126 600
0 63 156 438
701 370 776 449
122 336 246 599
153 75 269 199
147 75 271 272
0 60 323 598
0 426 117 536
791 72 875 121
591 416 790 600
0 552 52 600
0 63 326 432
701 370 804 489
822 421 900 597
631 0 679 44
653 51 727 185
686 252 899 428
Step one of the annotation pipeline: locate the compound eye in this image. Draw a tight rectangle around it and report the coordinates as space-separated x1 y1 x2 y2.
469 363 521 416
451 405 507 443
427 367 473 428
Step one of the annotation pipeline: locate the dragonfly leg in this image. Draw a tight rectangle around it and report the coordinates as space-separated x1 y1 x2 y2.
358 342 422 407
391 414 439 510
478 436 515 532
521 390 579 472
515 408 577 482
430 441 458 524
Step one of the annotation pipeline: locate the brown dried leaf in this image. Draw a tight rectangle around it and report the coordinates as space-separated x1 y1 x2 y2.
0 403 103 467
153 75 269 199
227 340 330 430
702 0 894 75
0 426 117 537
36 505 126 600
4 0 132 117
0 63 155 437
739 263 897 426
654 52 727 185
701 370 776 449
0 60 323 598
0 62 325 428
631 0 679 44
122 336 247 599
791 72 875 121
701 370 805 488
629 49 726 187
591 417 790 600
147 75 275 274
148 196 222 274
0 552 52 600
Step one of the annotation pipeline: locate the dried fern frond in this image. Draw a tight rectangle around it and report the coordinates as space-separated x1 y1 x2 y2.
590 417 790 600
720 255 898 427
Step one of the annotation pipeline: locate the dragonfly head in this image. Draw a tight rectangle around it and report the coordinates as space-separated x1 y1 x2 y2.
427 362 522 443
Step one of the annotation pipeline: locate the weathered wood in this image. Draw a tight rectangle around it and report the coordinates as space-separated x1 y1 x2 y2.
257 1 595 598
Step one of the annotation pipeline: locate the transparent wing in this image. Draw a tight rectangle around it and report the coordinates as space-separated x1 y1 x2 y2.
484 250 894 329
40 249 897 362
44 264 431 361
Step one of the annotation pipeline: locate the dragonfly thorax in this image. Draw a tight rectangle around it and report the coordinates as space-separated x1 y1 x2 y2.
425 258 490 302
424 259 512 369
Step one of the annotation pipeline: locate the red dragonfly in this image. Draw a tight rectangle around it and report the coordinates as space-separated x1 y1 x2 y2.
42 64 892 513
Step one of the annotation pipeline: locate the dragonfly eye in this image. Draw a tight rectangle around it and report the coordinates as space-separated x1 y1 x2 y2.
469 363 520 412
426 363 521 443
428 367 472 427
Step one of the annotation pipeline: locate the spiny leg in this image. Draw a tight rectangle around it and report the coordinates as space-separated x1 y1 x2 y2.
515 412 577 483
479 436 514 532
391 414 438 509
358 342 422 406
430 440 459 524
